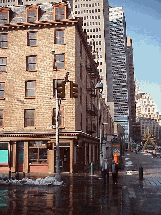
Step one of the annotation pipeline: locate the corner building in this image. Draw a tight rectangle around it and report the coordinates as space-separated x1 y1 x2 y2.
0 2 114 173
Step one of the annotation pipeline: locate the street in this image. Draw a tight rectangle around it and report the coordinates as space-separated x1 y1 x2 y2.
0 151 161 214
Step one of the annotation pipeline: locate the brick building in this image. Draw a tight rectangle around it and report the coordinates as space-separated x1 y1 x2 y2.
0 2 114 173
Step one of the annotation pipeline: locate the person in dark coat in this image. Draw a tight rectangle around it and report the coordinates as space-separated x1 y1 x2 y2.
102 159 109 183
111 160 118 184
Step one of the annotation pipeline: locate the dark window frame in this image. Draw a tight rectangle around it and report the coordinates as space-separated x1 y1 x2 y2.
25 80 36 98
0 82 4 98
0 109 3 127
0 33 7 48
27 7 38 23
26 55 37 72
27 31 37 46
24 109 35 127
0 57 6 72
54 54 65 69
29 141 47 164
54 5 66 21
0 11 9 25
55 29 65 44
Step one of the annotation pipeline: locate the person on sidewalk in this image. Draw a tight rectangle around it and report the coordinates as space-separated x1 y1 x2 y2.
111 160 118 184
102 159 109 183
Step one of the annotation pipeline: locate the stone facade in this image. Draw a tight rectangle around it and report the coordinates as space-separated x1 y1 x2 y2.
0 2 114 173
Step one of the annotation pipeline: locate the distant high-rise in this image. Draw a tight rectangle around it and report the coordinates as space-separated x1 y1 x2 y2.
69 0 114 118
127 37 136 141
109 6 129 144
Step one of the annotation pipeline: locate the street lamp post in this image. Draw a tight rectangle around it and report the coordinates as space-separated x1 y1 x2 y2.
51 48 61 182
95 82 103 171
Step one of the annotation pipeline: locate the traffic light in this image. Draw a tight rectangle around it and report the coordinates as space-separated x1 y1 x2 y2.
57 81 65 98
70 81 78 98
47 142 52 150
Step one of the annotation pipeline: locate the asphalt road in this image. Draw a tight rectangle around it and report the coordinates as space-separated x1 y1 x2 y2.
0 151 161 214
121 151 161 214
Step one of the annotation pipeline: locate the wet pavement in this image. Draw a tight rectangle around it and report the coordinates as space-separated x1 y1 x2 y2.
0 151 161 215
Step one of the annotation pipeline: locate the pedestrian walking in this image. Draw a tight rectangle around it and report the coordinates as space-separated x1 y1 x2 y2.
152 148 156 158
102 159 109 183
111 160 118 184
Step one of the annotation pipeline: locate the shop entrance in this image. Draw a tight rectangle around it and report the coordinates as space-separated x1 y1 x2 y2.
17 142 24 172
54 147 70 172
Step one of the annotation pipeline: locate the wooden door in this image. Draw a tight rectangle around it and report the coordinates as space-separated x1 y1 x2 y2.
17 142 24 172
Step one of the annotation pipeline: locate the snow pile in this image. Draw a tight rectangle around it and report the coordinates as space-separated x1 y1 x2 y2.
0 175 63 186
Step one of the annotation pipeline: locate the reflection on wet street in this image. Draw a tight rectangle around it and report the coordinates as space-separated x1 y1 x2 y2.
0 175 123 215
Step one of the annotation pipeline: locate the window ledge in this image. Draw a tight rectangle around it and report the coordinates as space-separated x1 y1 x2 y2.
0 47 8 49
27 45 37 47
24 97 35 99
54 43 66 45
0 163 8 166
53 68 65 71
29 164 48 166
0 71 7 73
0 98 5 100
26 70 37 72
52 126 65 129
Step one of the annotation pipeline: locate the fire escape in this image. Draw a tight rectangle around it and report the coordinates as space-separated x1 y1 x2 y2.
86 63 99 135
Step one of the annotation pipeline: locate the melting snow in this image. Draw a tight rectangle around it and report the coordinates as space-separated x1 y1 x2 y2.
0 175 63 186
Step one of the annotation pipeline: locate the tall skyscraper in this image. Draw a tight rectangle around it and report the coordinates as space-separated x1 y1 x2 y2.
109 6 129 144
70 0 114 118
127 37 136 141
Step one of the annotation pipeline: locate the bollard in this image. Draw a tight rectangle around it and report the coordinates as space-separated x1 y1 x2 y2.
23 172 25 179
15 172 19 180
139 166 143 180
8 170 11 179
90 162 94 175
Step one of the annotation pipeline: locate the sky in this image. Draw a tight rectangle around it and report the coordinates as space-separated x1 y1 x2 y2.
109 0 161 112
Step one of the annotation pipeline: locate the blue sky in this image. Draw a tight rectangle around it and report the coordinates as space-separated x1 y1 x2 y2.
109 0 161 112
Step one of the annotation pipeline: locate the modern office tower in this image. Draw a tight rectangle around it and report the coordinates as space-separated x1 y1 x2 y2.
69 0 114 118
127 37 136 141
109 6 129 144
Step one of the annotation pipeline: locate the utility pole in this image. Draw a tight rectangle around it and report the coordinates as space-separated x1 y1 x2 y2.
55 74 61 182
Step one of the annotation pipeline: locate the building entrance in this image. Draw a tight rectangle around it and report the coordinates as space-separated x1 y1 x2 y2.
17 142 24 172
54 147 70 172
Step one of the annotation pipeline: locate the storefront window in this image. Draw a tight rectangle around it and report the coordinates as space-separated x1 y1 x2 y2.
0 143 8 163
29 141 47 164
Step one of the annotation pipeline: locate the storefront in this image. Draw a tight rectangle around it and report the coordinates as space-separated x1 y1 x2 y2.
0 132 100 174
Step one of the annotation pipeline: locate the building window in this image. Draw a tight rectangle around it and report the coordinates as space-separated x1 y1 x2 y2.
0 57 6 72
55 30 64 44
0 143 8 163
24 109 34 127
25 81 35 97
54 54 65 69
26 56 36 71
0 12 8 25
27 32 37 46
27 8 37 22
29 141 47 164
0 83 4 98
0 110 3 127
55 5 66 21
0 34 7 48
52 107 64 127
